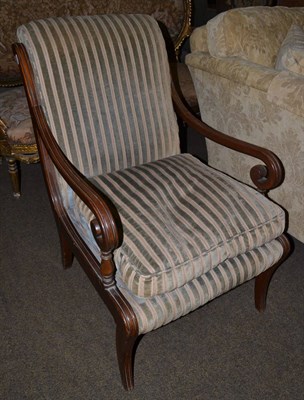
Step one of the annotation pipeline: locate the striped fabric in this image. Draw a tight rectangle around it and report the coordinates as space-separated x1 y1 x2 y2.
69 154 285 298
18 14 286 336
17 14 180 177
118 239 283 334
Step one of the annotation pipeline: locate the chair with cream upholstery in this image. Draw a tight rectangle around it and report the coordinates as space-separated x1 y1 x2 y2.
14 14 290 390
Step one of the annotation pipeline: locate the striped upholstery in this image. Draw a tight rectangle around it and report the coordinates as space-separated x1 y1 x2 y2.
17 15 286 336
17 14 180 176
119 239 283 333
69 154 285 295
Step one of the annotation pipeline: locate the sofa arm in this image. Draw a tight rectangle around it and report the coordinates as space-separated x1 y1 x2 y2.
267 70 304 117
190 25 208 52
186 53 279 92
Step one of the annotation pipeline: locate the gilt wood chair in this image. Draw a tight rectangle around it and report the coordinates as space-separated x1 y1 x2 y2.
14 14 290 390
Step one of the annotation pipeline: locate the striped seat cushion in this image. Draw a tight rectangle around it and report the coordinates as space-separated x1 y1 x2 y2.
68 153 285 298
118 239 283 334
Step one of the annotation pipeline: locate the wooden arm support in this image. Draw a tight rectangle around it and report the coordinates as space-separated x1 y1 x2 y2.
171 83 284 194
34 107 123 252
13 43 122 282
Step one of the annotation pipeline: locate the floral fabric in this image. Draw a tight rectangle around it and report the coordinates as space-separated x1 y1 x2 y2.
0 0 185 86
186 66 304 243
186 53 278 92
267 70 304 117
189 25 208 52
186 6 304 242
275 24 304 76
0 86 35 145
206 6 304 68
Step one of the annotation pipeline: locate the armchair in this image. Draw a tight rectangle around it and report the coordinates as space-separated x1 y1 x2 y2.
186 6 304 243
0 0 194 196
14 14 290 390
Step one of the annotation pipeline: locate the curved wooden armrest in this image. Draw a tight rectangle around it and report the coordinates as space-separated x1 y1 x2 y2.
171 83 284 193
13 42 122 258
34 104 123 255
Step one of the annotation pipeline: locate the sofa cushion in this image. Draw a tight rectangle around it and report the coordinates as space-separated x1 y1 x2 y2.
67 153 285 298
207 6 304 68
275 24 304 76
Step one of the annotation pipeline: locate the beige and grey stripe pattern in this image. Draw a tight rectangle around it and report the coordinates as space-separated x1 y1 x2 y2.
18 14 286 335
118 238 283 334
17 14 180 177
71 154 285 298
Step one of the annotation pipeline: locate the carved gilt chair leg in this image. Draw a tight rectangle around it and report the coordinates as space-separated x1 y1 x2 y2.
255 234 291 312
116 325 140 391
59 229 74 268
7 157 21 198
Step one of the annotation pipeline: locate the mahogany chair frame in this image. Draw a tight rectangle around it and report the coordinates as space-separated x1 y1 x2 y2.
13 38 291 390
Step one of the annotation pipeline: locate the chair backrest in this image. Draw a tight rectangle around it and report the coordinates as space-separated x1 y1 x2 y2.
17 14 180 177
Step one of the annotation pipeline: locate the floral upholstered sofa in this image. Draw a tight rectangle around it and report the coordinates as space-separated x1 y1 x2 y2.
186 6 304 243
0 0 193 196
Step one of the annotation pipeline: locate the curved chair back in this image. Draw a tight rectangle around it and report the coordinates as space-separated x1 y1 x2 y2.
17 14 180 177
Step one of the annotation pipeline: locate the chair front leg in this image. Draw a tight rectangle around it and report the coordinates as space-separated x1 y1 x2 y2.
255 234 291 312
116 324 141 391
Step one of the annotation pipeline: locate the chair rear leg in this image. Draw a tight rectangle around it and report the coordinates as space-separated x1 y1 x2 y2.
255 234 291 312
59 229 74 268
116 325 141 391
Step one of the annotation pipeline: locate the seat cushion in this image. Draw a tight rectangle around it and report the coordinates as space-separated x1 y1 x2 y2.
0 86 35 146
67 153 285 298
119 239 283 334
